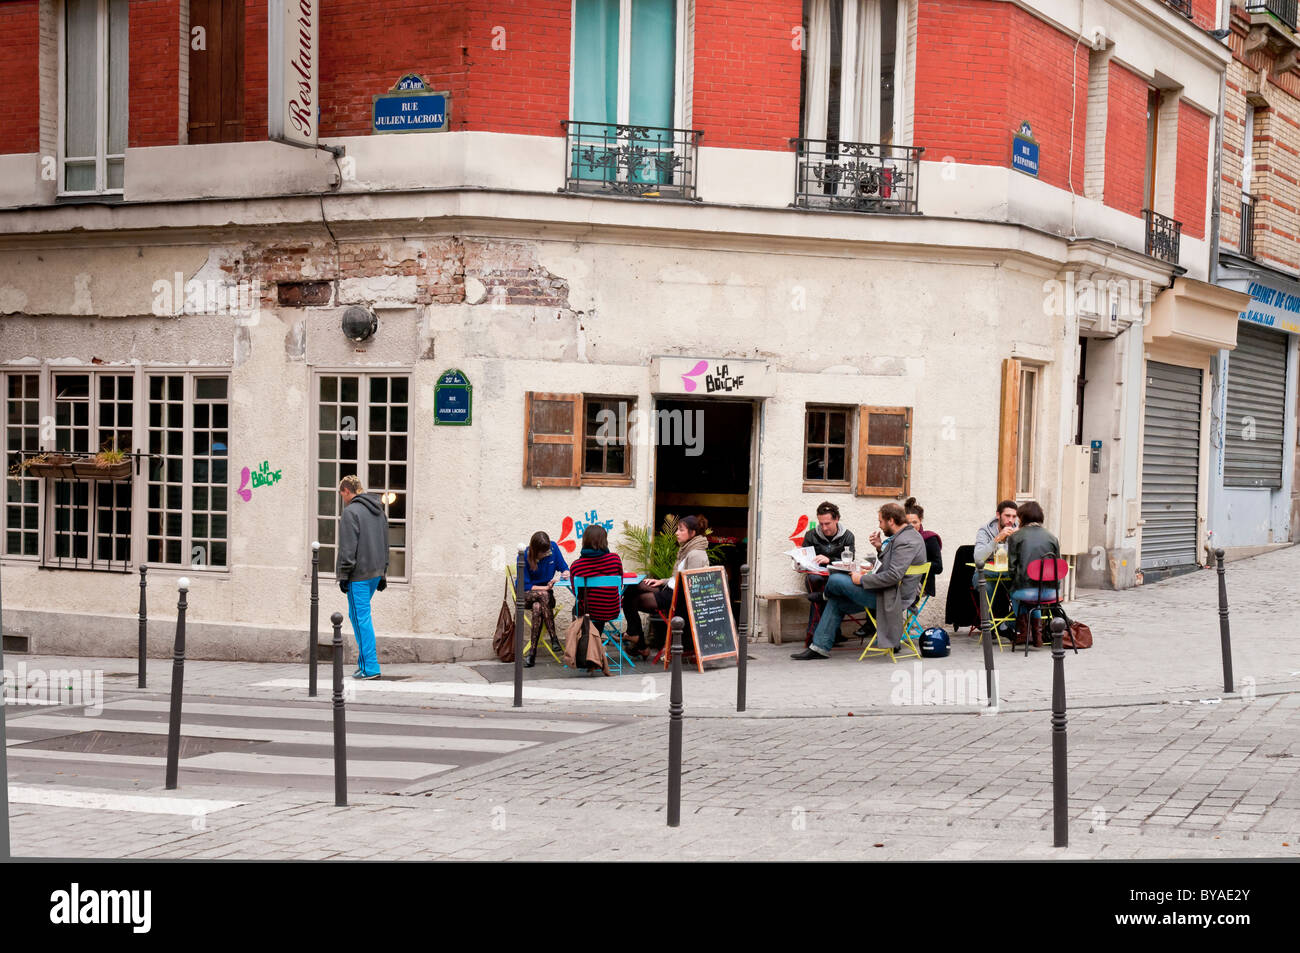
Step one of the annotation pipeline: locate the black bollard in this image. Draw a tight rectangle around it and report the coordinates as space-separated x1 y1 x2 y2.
1051 617 1068 848
164 577 190 791
1214 549 1233 694
667 616 684 827
513 543 525 709
309 541 320 698
137 564 148 688
737 564 749 713
974 568 997 707
330 611 348 807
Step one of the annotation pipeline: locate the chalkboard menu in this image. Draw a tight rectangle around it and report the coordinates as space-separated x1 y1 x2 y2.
677 566 739 667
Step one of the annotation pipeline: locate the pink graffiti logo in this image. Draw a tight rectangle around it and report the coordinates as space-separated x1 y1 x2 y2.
681 360 709 392
236 467 252 503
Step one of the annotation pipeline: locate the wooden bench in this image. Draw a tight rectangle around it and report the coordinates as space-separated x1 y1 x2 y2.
759 590 812 645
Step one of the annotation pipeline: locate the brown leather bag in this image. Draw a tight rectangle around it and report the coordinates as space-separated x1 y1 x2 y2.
1064 621 1093 649
492 578 517 663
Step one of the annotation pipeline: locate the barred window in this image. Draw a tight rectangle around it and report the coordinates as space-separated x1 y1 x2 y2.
146 374 230 567
315 374 409 579
3 372 41 557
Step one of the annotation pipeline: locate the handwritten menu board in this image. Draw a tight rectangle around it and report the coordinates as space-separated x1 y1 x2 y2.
677 566 739 668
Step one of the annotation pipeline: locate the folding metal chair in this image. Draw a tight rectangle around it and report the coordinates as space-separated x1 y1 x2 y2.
571 573 635 675
505 566 565 666
1015 557 1076 658
859 562 931 663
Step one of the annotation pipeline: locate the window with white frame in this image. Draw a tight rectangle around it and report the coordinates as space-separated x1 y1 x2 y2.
315 374 409 580
61 0 128 195
801 0 907 145
3 372 41 557
1016 365 1039 498
146 375 230 568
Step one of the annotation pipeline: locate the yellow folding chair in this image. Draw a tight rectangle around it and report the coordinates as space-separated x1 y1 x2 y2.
505 566 565 666
859 562 931 663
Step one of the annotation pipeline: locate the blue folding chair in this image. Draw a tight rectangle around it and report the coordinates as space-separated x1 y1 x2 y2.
570 574 634 675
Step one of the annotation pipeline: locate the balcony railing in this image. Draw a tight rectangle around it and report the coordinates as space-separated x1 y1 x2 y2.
1143 209 1182 265
1163 0 1194 19
1240 193 1256 258
1245 0 1298 31
791 139 924 214
562 121 701 200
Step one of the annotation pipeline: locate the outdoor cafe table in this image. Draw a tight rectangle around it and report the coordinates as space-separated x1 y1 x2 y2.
967 562 1013 650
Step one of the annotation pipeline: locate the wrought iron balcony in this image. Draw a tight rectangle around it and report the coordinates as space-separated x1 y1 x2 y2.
562 120 701 200
1163 0 1194 19
1240 193 1256 258
1143 209 1182 265
791 139 924 214
1245 0 1298 31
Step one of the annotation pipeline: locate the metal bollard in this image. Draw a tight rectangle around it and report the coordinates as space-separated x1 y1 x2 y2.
331 611 348 807
513 543 526 709
309 541 320 698
1214 549 1233 694
1051 616 1068 848
164 578 190 791
667 616 685 827
974 568 997 707
137 564 148 688
737 564 749 713
0 556 10 859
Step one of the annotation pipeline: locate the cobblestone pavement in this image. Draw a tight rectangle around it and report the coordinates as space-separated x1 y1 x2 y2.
9 691 1299 861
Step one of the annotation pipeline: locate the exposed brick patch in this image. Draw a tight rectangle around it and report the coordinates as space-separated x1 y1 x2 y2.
462 240 570 308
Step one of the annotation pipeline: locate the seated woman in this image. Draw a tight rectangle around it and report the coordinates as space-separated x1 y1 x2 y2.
567 523 625 643
903 497 943 598
621 515 709 658
1007 500 1062 624
521 530 570 668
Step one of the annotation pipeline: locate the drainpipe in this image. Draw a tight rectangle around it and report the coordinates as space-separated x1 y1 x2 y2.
1208 0 1228 287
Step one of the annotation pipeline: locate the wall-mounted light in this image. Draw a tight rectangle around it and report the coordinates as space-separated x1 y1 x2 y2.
341 306 378 342
381 491 397 506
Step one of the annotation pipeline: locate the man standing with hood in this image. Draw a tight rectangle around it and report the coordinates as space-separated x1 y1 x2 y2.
337 474 389 679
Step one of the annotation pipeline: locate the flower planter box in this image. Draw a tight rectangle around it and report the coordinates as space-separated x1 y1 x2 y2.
72 460 133 480
21 458 76 479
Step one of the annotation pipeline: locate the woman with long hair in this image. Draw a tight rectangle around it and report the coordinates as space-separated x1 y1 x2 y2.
621 515 710 657
521 529 570 668
567 524 625 626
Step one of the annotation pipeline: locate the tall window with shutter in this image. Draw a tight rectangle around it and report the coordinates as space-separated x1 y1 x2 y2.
855 405 910 497
188 0 245 144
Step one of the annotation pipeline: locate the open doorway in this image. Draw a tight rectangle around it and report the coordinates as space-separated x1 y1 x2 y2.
652 398 754 612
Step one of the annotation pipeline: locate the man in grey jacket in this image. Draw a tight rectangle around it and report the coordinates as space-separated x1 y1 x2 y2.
337 475 389 679
792 502 927 659
973 499 1020 565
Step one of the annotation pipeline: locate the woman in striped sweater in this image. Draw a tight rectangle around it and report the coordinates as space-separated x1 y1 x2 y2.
568 523 625 639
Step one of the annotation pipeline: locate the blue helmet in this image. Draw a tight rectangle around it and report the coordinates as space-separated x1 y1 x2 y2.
920 627 951 658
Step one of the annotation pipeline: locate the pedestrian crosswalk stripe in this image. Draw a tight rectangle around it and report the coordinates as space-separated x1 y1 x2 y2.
102 698 611 734
8 715 538 753
7 784 242 816
6 747 452 780
253 677 660 702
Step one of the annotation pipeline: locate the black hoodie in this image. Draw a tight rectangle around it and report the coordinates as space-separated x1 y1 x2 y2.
337 492 390 581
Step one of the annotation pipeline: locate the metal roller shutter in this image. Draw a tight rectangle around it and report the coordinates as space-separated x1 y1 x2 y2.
1224 323 1288 488
1141 362 1202 569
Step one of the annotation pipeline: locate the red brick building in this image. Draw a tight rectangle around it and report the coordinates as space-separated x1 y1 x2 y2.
0 1 1254 661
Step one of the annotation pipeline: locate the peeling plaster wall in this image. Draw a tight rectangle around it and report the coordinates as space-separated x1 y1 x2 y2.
0 230 1067 655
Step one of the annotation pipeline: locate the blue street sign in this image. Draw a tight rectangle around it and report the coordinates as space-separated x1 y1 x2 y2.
1012 121 1039 177
373 75 450 134
435 369 472 426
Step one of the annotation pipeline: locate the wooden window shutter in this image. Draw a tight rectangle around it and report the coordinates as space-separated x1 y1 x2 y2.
524 392 582 488
997 358 1021 503
188 0 245 144
855 406 911 497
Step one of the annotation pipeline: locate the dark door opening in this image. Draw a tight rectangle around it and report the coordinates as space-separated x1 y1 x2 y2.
653 399 754 608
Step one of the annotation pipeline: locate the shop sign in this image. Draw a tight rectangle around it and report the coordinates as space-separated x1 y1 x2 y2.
652 357 774 397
